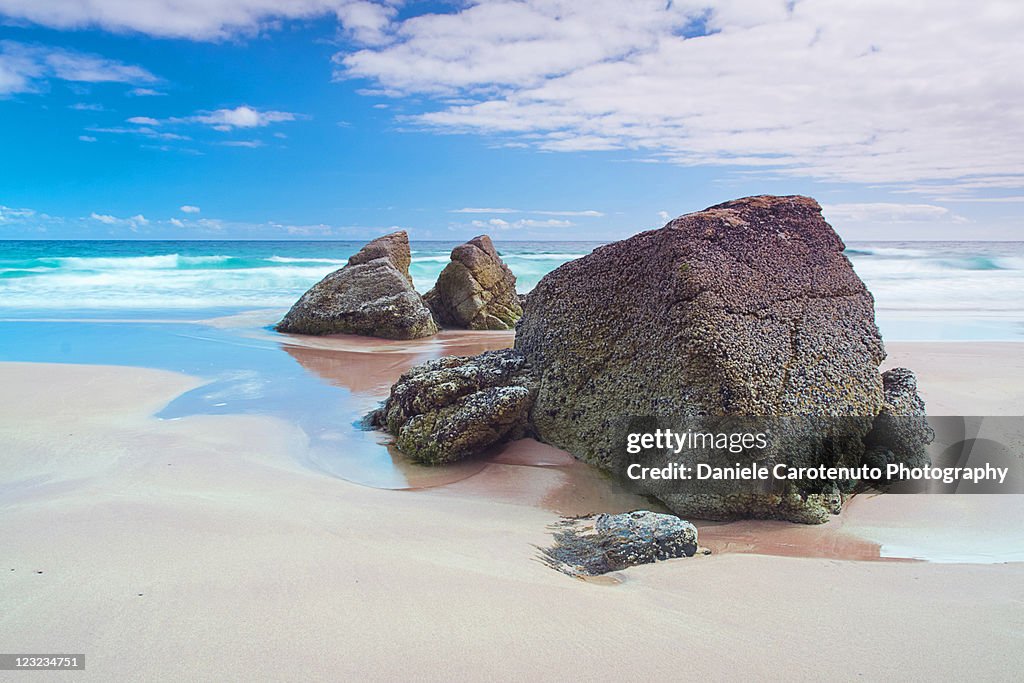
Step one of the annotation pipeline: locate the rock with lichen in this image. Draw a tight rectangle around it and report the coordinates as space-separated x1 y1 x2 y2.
424 235 523 330
376 195 933 524
373 349 535 464
539 511 705 577
276 231 438 339
514 195 887 522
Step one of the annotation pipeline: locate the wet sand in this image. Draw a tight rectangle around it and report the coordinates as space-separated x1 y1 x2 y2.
1 341 1023 679
279 332 1024 563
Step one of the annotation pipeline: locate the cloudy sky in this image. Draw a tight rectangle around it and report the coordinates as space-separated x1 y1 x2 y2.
1 0 1021 240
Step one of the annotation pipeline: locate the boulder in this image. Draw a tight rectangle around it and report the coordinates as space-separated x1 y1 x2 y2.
346 230 414 285
372 349 535 464
424 235 523 330
539 511 704 576
276 231 439 339
376 195 933 523
514 195 887 522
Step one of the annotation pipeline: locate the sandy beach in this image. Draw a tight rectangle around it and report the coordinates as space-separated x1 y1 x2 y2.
1 341 1022 681
3 2 1021 678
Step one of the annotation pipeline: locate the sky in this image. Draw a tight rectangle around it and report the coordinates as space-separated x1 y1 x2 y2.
0 0 1022 241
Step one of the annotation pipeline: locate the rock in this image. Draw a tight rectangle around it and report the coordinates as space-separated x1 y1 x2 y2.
276 231 439 339
373 349 535 464
424 235 523 330
539 511 704 577
346 230 414 285
377 195 920 523
863 367 934 473
515 195 886 523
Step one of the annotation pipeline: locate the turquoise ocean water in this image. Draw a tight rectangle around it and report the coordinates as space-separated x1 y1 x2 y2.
0 239 1022 339
0 239 1021 492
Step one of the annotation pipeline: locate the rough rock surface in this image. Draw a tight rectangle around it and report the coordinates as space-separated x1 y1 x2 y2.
863 367 934 473
346 230 414 285
539 511 704 577
515 195 887 523
373 349 535 464
377 195 934 523
277 231 438 339
424 235 523 330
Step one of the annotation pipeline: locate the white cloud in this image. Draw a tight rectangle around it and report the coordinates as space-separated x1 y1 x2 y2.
453 207 517 214
452 207 603 216
514 218 572 228
169 218 185 227
821 203 964 224
217 139 265 147
89 212 118 224
0 0 400 42
0 41 157 95
471 218 510 229
335 1 398 45
185 105 298 130
470 217 572 230
942 196 1024 204
533 209 603 217
0 204 36 221
658 210 671 222
78 135 97 142
92 106 299 150
0 204 55 233
88 212 150 230
333 0 1024 193
87 125 190 141
180 205 201 214
128 87 165 96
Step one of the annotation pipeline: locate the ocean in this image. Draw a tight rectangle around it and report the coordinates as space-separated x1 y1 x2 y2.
1 239 1022 340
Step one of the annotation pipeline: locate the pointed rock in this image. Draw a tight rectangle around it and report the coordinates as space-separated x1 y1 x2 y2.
346 230 414 285
276 231 438 339
424 235 523 330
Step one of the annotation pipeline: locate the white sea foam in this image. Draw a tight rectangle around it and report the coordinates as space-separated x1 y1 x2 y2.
267 255 347 264
1 242 1022 337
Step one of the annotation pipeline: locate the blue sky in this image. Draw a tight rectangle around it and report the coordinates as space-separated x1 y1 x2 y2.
1 1 1022 240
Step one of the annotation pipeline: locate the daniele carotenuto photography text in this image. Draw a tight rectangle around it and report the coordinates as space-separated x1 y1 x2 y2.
1 1 1023 681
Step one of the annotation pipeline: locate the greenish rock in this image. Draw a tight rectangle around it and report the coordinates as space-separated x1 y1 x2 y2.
276 231 439 339
424 235 523 330
374 349 535 464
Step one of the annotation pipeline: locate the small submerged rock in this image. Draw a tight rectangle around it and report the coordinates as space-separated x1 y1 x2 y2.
540 511 706 577
277 231 438 339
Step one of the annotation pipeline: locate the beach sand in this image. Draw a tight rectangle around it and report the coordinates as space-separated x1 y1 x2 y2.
1 342 1022 680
